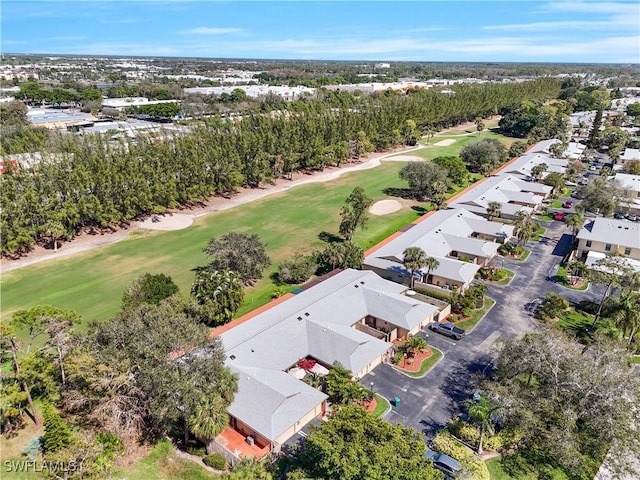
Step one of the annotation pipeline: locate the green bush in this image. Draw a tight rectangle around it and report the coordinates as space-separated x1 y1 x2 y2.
433 431 490 480
186 444 207 457
277 255 317 284
203 453 227 470
392 351 404 365
413 287 452 302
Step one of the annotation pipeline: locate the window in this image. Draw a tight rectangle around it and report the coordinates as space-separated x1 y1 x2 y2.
585 240 592 247
605 243 612 252
625 247 631 255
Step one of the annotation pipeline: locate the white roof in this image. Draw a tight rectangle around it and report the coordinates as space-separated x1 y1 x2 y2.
450 174 550 212
503 152 568 178
364 208 514 284
621 148 640 162
577 218 640 250
220 269 440 442
584 251 640 275
613 173 640 193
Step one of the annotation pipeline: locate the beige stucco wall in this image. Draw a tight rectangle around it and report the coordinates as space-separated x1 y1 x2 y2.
273 402 325 446
577 238 640 260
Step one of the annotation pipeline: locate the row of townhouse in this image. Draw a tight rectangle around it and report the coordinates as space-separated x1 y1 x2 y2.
204 138 576 462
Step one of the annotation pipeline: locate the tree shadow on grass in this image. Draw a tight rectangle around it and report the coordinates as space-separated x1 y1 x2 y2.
318 231 344 244
383 187 414 199
411 205 428 214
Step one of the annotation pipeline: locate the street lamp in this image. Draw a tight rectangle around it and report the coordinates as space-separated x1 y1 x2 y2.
370 381 375 394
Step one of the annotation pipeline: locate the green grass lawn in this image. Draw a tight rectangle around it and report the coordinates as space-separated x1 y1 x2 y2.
551 200 563 208
556 308 595 340
631 355 640 365
1 162 419 328
456 297 496 332
372 393 391 417
485 456 536 480
491 269 515 286
2 133 516 334
401 347 443 378
536 213 554 222
531 225 546 242
110 440 216 480
555 266 589 291
406 130 517 161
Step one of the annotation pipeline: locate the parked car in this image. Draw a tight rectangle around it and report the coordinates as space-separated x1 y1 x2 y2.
425 449 463 479
627 213 638 222
429 321 466 340
553 211 565 221
614 211 626 219
563 200 573 209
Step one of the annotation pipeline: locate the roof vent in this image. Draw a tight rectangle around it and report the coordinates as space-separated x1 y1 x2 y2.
251 349 254 353
230 355 236 360
360 281 365 285
304 312 310 317
354 284 359 288
297 316 302 321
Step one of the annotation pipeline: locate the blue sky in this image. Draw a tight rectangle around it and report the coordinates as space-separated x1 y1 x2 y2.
1 1 639 63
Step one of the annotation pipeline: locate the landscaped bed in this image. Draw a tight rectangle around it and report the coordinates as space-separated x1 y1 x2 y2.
455 297 496 332
555 266 588 290
393 347 443 378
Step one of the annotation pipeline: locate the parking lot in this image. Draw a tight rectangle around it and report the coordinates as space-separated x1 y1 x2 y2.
360 220 602 440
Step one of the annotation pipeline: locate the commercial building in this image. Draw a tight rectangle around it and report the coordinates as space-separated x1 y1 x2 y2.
184 85 315 101
363 208 513 293
102 97 180 110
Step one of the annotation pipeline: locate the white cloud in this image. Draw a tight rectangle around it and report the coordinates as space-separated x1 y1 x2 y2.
180 27 243 35
483 20 630 31
47 35 87 42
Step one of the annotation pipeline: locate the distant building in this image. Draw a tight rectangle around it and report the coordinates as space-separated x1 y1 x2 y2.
27 108 96 130
184 85 315 101
102 97 180 110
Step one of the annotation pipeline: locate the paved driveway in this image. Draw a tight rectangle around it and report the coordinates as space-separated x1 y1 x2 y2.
361 220 600 439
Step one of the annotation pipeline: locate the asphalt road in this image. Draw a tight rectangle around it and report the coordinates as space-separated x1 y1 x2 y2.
361 219 602 440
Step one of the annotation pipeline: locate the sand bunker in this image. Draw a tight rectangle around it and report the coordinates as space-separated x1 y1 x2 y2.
433 139 456 147
369 199 402 216
384 155 425 162
139 213 194 231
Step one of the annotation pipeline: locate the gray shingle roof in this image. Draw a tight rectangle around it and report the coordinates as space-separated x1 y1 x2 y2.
228 365 327 441
365 208 512 284
219 269 440 442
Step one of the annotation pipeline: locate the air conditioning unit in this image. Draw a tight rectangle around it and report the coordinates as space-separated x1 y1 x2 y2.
246 436 255 446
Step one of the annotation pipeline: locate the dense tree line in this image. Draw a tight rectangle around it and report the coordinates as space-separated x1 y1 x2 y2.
1 78 561 256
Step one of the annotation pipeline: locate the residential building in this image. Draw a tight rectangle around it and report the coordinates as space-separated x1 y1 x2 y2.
501 152 567 179
215 269 444 460
612 173 640 215
620 148 640 165
576 218 640 273
449 175 552 220
364 208 514 292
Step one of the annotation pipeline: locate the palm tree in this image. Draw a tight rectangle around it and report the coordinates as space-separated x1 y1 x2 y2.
486 202 502 222
566 260 588 286
608 293 640 345
403 247 428 288
513 211 536 246
189 395 229 454
565 212 584 242
423 257 440 284
465 395 502 455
